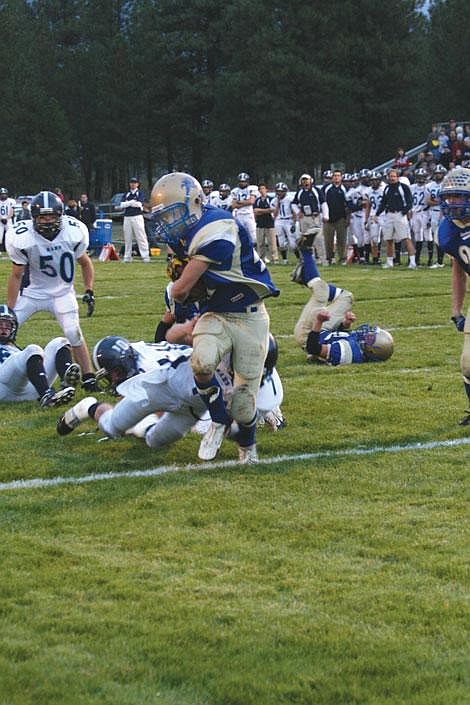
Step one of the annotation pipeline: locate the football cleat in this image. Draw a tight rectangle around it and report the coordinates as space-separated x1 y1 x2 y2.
238 444 259 464
62 363 81 388
198 422 228 461
458 411 470 427
56 396 98 435
290 261 305 285
39 386 75 409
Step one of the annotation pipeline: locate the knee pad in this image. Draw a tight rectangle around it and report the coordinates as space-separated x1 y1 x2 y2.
191 337 220 377
63 324 84 348
229 384 256 424
23 343 44 359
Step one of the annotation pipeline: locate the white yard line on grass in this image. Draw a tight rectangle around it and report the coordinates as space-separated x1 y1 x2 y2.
1 437 469 493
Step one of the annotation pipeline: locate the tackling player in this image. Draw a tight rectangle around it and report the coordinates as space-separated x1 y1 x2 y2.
57 337 285 446
150 172 279 463
438 167 470 425
5 191 97 391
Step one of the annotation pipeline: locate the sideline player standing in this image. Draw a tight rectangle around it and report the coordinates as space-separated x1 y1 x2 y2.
0 187 16 252
150 172 279 463
438 167 470 425
5 191 96 391
230 172 259 245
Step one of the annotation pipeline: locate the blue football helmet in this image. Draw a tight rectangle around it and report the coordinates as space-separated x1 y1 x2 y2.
439 167 470 222
31 191 64 240
150 172 204 247
355 324 394 361
92 336 139 390
0 304 17 343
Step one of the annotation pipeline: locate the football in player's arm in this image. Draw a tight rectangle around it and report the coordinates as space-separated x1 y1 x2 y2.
5 191 96 391
437 167 470 425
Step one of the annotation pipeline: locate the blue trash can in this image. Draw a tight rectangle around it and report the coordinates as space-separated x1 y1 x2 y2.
89 218 112 253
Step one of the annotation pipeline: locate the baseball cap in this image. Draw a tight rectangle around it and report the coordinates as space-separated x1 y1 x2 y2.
129 176 139 183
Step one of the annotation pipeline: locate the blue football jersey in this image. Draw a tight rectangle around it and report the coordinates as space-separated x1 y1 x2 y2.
181 206 280 313
438 219 470 275
319 330 366 366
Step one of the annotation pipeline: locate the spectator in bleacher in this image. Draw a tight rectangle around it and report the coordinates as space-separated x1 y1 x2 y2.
438 127 451 167
392 147 411 170
426 123 440 159
414 151 428 171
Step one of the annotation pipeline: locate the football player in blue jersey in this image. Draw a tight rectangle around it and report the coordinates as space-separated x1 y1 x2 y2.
292 248 393 365
154 254 203 345
438 167 470 425
150 172 280 463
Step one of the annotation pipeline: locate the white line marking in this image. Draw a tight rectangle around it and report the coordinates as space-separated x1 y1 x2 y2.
1 437 469 493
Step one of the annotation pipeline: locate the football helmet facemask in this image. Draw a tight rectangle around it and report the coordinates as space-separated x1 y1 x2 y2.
219 183 231 198
0 187 8 200
31 191 64 240
355 324 394 361
0 304 18 343
439 167 470 223
92 336 139 391
150 172 204 247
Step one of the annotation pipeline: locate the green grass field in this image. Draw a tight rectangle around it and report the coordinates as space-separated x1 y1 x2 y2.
0 253 468 705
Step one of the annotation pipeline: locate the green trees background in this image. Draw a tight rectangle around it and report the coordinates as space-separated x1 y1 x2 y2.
1 0 468 197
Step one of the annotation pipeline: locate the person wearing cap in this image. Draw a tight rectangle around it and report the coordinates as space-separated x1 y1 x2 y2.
292 174 328 264
120 177 150 263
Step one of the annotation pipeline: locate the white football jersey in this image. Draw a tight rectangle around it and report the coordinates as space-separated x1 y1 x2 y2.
367 185 385 215
0 197 16 220
410 184 428 213
271 194 295 220
5 216 89 299
347 186 363 216
210 192 233 210
425 180 442 213
230 185 259 215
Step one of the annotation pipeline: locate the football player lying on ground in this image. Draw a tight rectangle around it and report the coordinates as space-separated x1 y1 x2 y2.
56 336 285 455
291 244 393 364
305 309 394 365
0 304 79 407
438 167 470 425
150 173 279 464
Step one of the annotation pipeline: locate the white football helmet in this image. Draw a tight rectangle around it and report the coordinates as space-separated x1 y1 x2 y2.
355 325 394 361
439 167 470 223
150 172 204 246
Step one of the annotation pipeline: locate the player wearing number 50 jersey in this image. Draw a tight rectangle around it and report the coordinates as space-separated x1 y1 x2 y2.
5 191 96 390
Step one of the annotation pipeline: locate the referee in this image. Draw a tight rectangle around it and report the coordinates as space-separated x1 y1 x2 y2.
376 169 416 269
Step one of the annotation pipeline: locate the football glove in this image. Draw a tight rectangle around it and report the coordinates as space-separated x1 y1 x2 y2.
290 224 296 234
82 289 95 317
451 315 466 332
